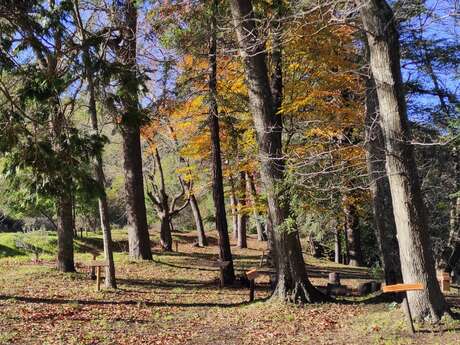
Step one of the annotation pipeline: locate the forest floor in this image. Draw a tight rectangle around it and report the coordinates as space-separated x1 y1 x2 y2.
0 229 459 345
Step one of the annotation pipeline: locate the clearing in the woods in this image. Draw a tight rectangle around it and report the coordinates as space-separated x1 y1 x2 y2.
0 230 459 345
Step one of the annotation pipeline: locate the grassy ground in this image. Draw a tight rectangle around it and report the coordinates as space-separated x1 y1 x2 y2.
0 230 459 345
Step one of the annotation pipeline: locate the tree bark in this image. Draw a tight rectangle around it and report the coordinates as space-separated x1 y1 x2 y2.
358 0 447 320
364 68 402 285
160 214 173 251
57 193 75 272
343 197 363 267
190 194 208 247
444 147 460 281
146 149 188 252
208 0 235 285
122 127 152 260
265 217 275 267
73 0 117 288
165 125 207 246
229 0 325 302
237 171 248 248
115 0 152 260
334 227 341 264
247 173 266 241
229 174 239 241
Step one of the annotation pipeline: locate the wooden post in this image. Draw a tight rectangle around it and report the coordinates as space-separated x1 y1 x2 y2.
382 283 424 335
246 269 260 301
437 271 451 292
402 293 415 335
96 266 101 291
90 253 97 280
175 241 178 252
329 272 340 285
249 279 255 301
259 251 265 267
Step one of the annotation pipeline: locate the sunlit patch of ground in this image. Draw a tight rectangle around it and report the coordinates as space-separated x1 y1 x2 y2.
0 230 459 344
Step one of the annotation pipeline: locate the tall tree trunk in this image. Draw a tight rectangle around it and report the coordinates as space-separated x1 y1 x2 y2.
73 0 117 288
343 197 363 267
247 173 266 241
190 194 208 246
208 0 235 285
229 0 325 302
57 194 75 272
334 227 341 264
147 149 189 252
160 214 173 251
122 127 152 260
98 187 117 288
166 125 207 246
47 17 74 273
358 0 447 320
93 114 117 287
444 147 460 282
71 192 76 238
229 175 239 240
115 0 152 260
343 225 349 265
265 217 275 267
237 171 248 248
364 69 402 285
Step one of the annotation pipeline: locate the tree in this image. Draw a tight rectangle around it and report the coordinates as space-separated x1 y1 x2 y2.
72 0 117 288
167 120 208 247
237 171 248 248
146 148 189 251
229 0 325 302
208 0 235 285
229 174 239 240
111 0 152 260
342 195 363 267
442 146 460 280
247 173 266 241
357 0 448 321
0 0 105 272
364 69 402 284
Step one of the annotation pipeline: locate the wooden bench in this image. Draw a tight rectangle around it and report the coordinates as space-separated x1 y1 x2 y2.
382 283 424 334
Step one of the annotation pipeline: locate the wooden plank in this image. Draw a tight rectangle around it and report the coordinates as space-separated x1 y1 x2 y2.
382 283 424 293
85 260 109 267
246 269 260 281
